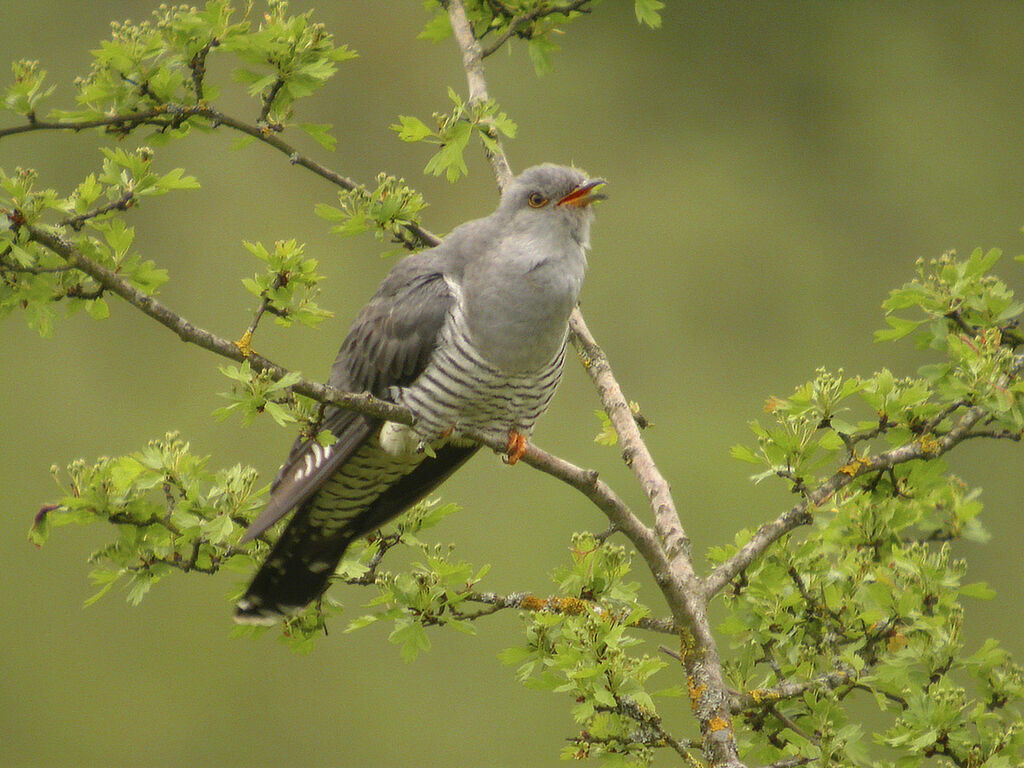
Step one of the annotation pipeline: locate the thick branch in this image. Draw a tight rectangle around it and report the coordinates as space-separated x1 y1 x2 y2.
444 6 743 766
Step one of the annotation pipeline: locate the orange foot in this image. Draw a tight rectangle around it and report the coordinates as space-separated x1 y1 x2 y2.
504 430 528 465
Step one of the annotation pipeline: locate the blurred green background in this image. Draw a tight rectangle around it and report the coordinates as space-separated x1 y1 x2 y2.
3 2 1023 766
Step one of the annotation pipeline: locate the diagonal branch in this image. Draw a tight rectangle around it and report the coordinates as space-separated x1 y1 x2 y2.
443 3 744 766
16 219 409 424
10 215 670 575
570 312 690 562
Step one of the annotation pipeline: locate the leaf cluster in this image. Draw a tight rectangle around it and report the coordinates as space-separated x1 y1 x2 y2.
732 251 1023 495
392 89 517 182
501 534 686 766
29 432 265 606
315 172 428 248
719 250 1024 765
1 148 194 334
239 239 332 328
418 1 663 74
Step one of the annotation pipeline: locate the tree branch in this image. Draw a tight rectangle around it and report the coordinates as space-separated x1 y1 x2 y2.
443 5 744 766
0 106 441 249
460 590 679 633
730 668 857 713
14 218 409 424
479 0 594 58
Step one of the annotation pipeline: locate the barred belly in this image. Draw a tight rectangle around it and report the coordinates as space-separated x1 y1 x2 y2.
395 309 567 444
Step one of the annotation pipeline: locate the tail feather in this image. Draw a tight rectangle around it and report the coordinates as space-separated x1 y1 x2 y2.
234 442 478 624
235 504 354 624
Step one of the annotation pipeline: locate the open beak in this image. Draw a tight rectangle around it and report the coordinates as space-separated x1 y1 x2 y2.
557 178 608 208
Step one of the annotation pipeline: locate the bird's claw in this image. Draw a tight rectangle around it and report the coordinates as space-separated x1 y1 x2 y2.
504 431 528 465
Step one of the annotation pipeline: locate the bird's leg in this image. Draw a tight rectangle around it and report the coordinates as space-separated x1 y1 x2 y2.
503 430 528 465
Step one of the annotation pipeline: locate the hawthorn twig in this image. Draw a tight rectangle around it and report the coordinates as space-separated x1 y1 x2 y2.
444 0 514 188
479 0 594 58
15 219 410 424
0 106 441 250
59 188 137 231
702 394 1018 598
730 668 857 713
463 590 679 634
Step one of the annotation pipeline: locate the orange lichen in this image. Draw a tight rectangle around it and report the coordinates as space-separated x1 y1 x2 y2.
749 688 780 705
550 597 589 615
518 595 590 615
519 595 546 611
687 679 707 712
839 456 871 476
707 716 732 733
233 329 254 358
917 433 941 456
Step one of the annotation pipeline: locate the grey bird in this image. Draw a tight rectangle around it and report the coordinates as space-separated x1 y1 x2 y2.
234 164 606 624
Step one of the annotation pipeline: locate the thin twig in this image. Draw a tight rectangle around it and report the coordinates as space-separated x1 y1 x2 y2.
480 0 594 58
730 668 857 713
463 590 679 634
703 395 1015 598
59 188 136 231
444 0 514 188
0 106 441 249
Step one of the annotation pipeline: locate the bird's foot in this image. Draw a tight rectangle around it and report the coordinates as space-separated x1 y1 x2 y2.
503 430 528 465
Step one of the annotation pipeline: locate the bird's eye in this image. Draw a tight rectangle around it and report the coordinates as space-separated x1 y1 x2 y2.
527 192 548 208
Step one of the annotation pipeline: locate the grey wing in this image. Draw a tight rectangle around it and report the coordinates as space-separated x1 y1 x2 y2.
240 267 456 542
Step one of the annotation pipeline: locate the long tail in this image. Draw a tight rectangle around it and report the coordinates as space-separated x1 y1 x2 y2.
234 503 356 624
234 442 478 624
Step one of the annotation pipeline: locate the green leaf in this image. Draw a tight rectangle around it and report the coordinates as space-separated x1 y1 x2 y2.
874 315 922 342
86 298 110 320
730 444 761 464
634 0 665 28
390 620 431 662
963 246 1001 278
418 11 451 41
391 115 435 143
156 167 201 191
960 581 996 600
299 123 337 151
527 37 558 76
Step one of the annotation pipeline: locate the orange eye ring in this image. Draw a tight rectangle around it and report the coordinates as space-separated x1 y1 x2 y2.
527 192 548 208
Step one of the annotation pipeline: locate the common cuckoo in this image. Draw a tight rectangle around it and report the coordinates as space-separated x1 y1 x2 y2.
235 164 605 623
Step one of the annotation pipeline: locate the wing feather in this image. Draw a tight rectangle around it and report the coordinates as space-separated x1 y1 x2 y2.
240 259 456 542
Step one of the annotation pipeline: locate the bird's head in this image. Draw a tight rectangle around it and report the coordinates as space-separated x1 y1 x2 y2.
499 164 606 248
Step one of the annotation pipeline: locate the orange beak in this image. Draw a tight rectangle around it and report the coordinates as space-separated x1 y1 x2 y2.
556 179 608 208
